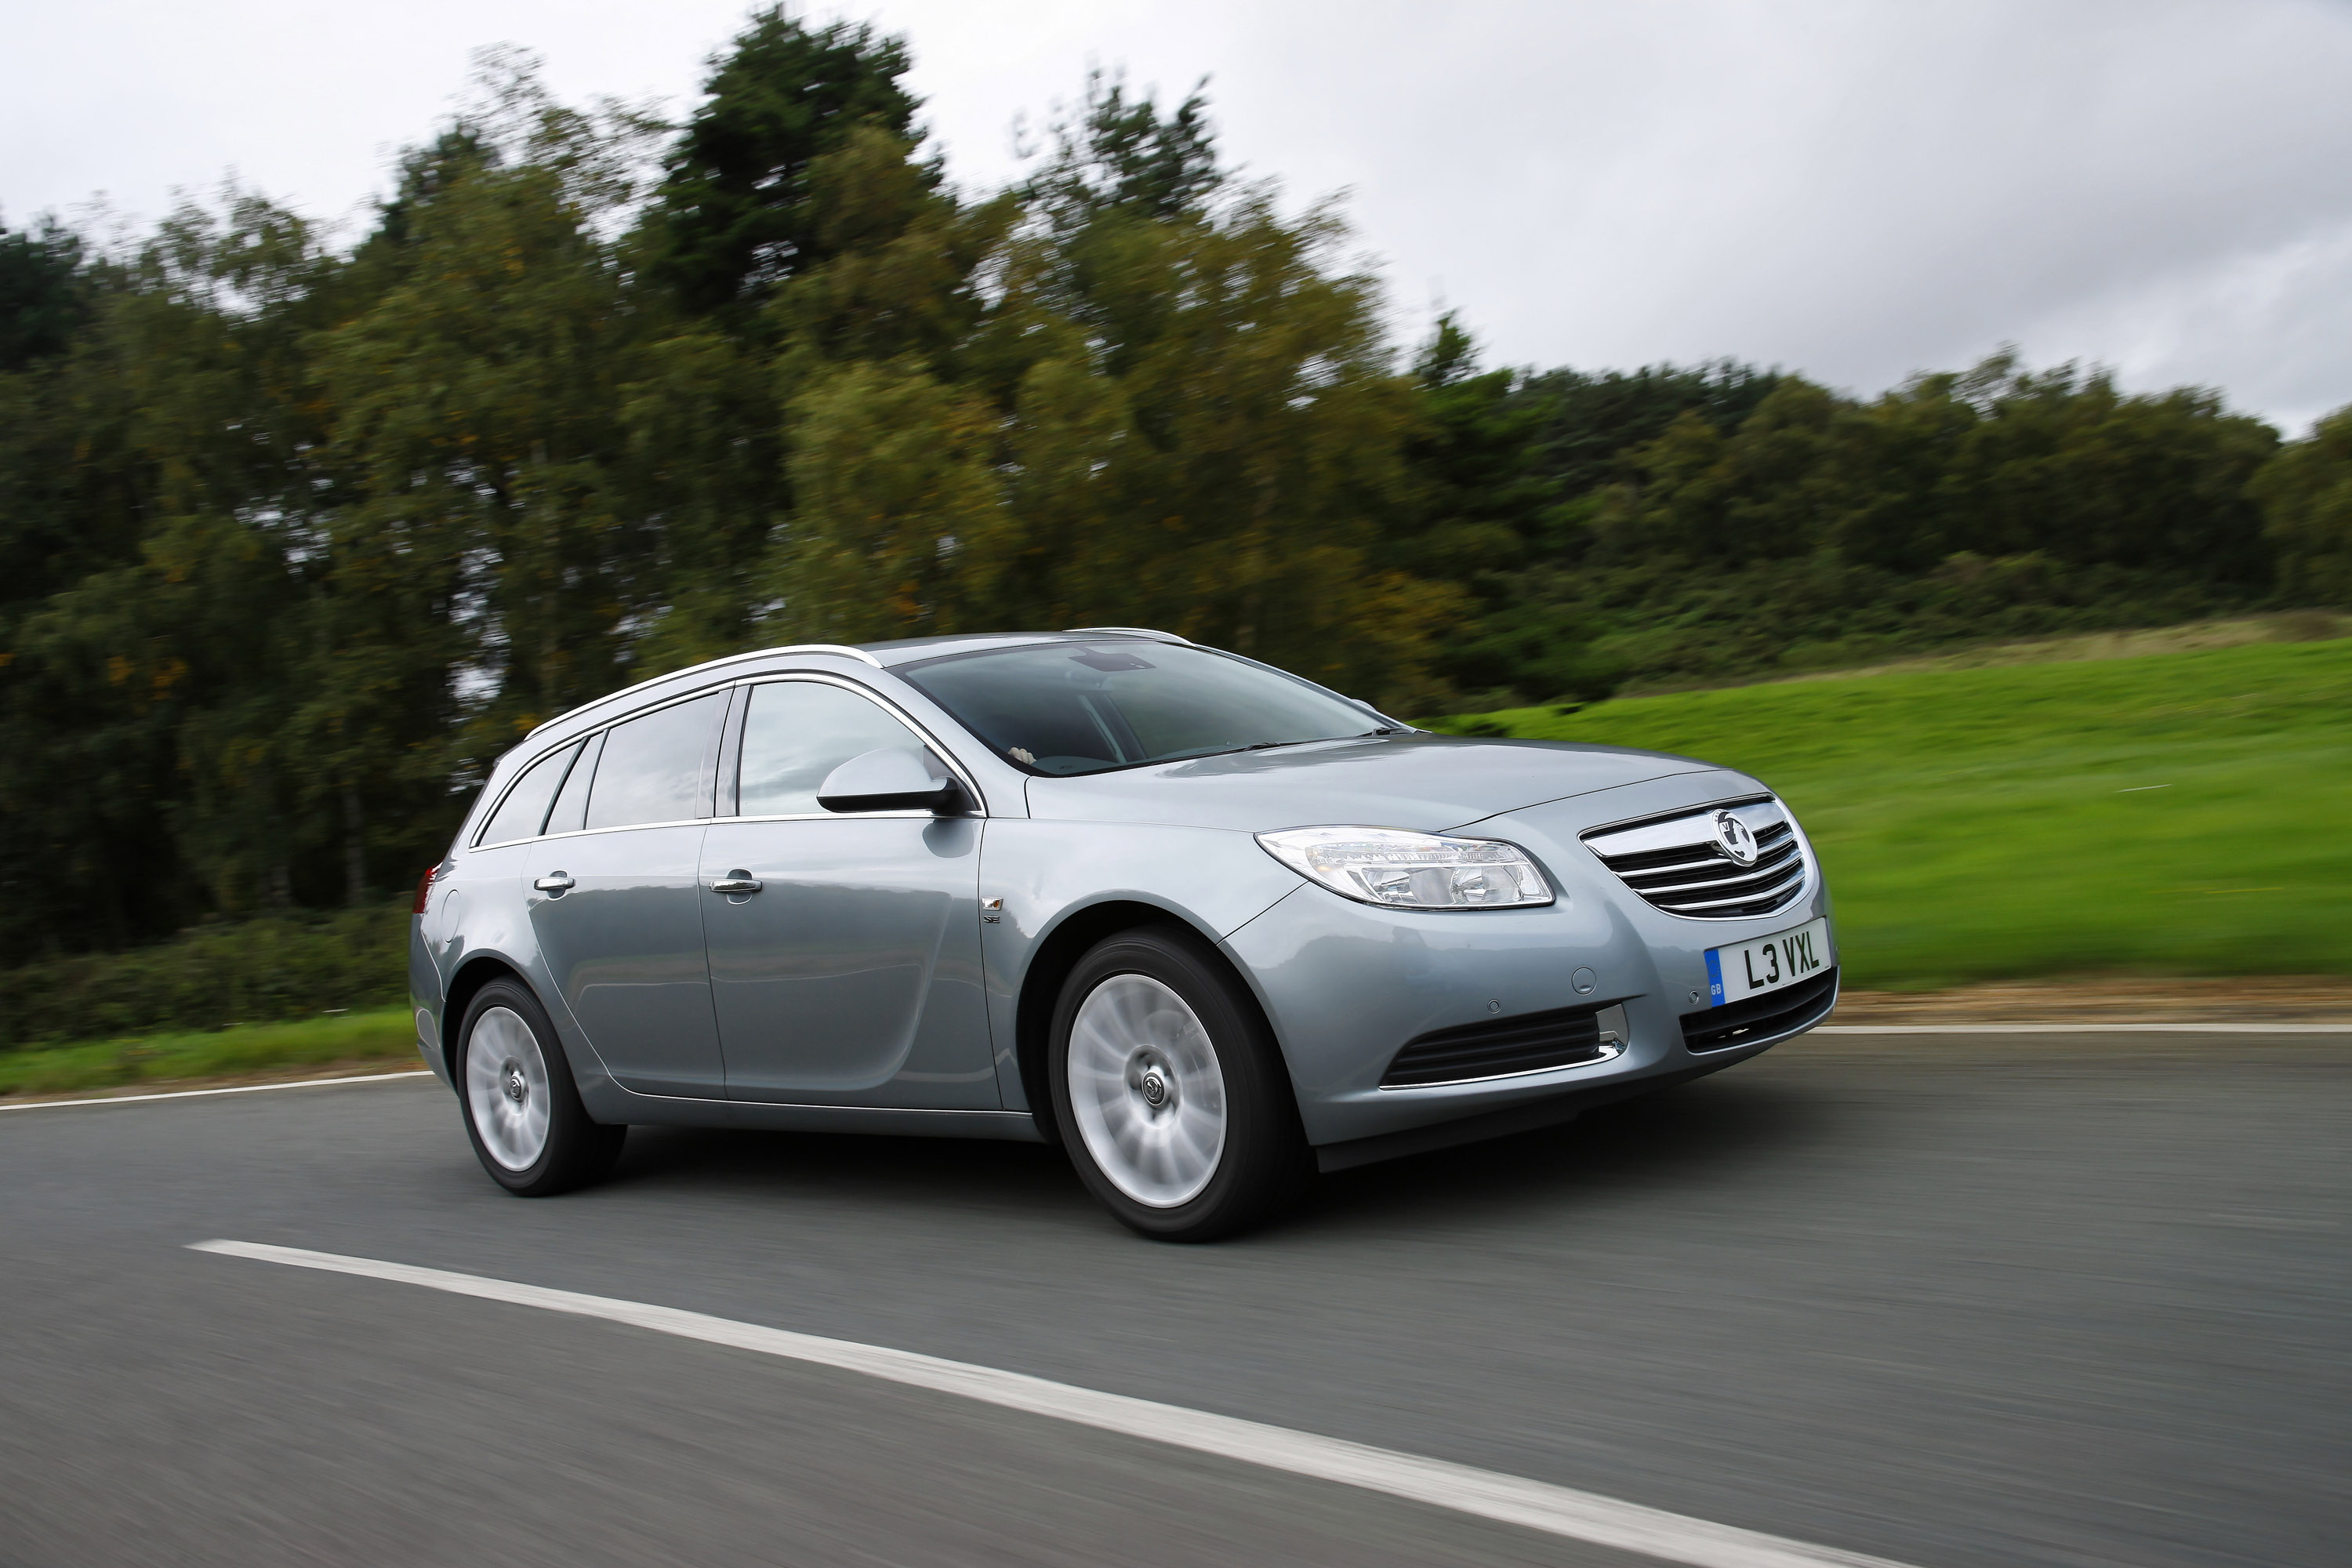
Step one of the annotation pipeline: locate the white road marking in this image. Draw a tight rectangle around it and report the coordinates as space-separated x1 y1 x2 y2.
1815 1023 2351 1034
0 1070 432 1112
191 1238 1916 1568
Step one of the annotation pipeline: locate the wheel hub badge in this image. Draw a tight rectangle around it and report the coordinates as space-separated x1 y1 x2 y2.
1140 1070 1168 1108
503 1063 528 1104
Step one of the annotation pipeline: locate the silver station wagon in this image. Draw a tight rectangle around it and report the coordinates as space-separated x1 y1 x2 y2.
411 630 1837 1240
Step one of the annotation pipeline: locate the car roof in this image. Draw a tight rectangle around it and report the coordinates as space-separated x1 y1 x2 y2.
858 627 1186 666
517 628 1189 744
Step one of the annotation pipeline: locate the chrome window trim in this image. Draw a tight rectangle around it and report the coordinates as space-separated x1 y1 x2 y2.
530 817 717 844
576 686 735 836
476 673 985 855
726 671 987 819
470 737 586 851
522 644 884 742
476 685 728 851
524 808 943 847
720 810 947 826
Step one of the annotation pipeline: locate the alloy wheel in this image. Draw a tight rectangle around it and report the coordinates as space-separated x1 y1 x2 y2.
1065 973 1229 1207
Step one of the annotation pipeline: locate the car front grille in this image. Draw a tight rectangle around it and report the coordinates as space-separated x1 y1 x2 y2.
1381 1004 1617 1087
1582 797 1808 920
1681 967 1839 1052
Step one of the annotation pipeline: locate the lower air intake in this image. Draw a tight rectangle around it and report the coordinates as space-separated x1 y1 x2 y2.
1383 1004 1616 1087
1680 968 1839 1052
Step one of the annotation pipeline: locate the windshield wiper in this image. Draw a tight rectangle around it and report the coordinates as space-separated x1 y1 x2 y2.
1145 733 1377 766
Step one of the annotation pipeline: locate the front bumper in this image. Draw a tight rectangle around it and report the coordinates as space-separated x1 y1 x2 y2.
1225 772 1836 1148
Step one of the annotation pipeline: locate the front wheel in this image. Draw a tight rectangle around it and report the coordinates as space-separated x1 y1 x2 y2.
1047 927 1308 1241
457 978 625 1196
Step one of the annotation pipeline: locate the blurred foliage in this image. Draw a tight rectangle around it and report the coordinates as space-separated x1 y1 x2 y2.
2252 405 2352 607
0 11 2344 968
648 9 927 314
0 906 408 1047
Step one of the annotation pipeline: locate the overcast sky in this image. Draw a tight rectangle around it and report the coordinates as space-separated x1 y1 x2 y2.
7 0 2349 431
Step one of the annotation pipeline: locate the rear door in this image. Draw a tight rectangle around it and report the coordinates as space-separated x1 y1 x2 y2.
699 677 996 1109
521 691 729 1098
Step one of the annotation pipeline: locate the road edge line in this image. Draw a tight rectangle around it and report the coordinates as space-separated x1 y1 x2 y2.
188 1237 1916 1568
0 1070 433 1112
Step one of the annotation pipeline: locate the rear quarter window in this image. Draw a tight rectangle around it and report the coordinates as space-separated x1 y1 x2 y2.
474 740 582 847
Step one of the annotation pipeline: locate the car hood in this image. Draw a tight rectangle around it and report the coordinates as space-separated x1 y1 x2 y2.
1023 733 1722 833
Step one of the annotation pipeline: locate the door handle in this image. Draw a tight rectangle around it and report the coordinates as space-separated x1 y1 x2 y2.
710 872 764 895
533 871 575 895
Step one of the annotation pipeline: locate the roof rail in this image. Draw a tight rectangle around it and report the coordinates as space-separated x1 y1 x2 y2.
1061 626 1192 644
522 643 883 740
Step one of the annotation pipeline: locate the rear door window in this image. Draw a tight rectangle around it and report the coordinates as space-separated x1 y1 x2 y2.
474 740 582 847
583 694 727 830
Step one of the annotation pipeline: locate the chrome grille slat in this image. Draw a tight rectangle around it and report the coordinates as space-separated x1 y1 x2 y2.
1624 843 1801 895
1657 867 1806 912
1582 800 1808 920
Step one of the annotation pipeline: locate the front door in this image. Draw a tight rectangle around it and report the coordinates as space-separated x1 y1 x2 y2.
523 691 729 1099
700 677 996 1108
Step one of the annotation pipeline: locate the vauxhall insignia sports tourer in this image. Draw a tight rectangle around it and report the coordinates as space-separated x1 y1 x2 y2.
410 629 1837 1240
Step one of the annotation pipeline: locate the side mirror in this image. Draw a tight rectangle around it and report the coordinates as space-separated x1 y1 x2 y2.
816 747 968 814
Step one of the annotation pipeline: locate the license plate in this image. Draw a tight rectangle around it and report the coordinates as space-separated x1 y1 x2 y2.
1706 917 1831 1006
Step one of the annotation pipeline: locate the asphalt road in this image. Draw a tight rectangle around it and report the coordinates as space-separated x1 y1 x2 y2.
2 1033 2345 1568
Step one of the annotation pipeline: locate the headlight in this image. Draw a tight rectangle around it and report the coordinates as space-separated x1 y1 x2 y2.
1255 826 1554 909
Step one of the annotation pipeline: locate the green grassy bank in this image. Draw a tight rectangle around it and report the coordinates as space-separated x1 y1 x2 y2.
1436 637 2352 989
0 1008 419 1100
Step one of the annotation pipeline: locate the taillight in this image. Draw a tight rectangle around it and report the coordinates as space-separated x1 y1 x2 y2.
412 864 441 916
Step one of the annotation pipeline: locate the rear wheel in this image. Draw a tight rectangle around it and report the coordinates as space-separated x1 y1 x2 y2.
458 978 625 1196
1048 927 1308 1240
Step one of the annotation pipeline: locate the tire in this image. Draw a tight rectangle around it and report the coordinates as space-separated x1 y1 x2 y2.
1047 927 1308 1241
456 978 626 1197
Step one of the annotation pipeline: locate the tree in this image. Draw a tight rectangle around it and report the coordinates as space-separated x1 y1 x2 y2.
0 214 87 370
647 9 927 314
1392 314 1553 581
2254 405 2352 605
1523 360 1779 508
0 192 343 941
1023 70 1219 232
764 359 1007 643
981 190 1451 702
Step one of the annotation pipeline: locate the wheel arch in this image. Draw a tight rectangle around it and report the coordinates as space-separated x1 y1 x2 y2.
440 954 532 1080
1013 898 1283 1140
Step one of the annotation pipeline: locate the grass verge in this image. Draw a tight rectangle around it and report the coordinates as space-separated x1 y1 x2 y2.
0 1007 419 1100
1436 637 2352 990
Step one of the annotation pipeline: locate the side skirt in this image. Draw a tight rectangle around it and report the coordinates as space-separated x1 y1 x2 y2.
577 1080 1049 1143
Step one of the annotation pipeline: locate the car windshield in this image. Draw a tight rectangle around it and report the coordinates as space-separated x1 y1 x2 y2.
899 641 1392 776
